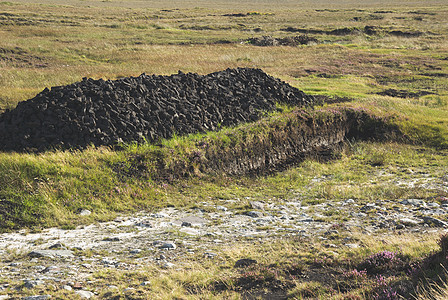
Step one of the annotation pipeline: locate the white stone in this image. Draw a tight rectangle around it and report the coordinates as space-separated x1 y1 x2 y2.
75 290 94 299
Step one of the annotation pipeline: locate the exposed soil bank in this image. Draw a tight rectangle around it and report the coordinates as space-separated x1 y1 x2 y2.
117 107 401 180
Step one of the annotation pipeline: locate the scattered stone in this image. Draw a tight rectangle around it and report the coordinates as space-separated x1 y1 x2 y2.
162 262 176 269
159 242 176 250
135 220 152 228
204 251 217 258
216 206 228 211
77 209 92 216
140 281 151 286
103 237 120 242
399 218 421 226
351 212 367 218
343 199 355 205
40 266 60 274
181 221 192 227
102 258 118 266
28 250 74 258
62 285 72 291
107 285 119 290
9 262 21 267
396 224 406 229
427 202 440 208
179 216 207 226
179 227 200 235
250 201 265 210
48 243 65 250
130 249 142 254
234 258 257 268
361 203 377 211
400 199 426 207
75 290 94 299
151 213 168 218
245 211 263 218
0 296 9 300
71 282 84 290
423 216 448 227
24 280 44 289
22 296 51 300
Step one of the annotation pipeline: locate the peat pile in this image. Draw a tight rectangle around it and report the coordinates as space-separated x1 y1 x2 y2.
0 68 315 152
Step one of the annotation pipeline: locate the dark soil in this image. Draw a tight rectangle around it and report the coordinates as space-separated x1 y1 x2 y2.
246 35 318 46
377 89 436 98
0 68 315 152
281 26 426 37
388 30 423 37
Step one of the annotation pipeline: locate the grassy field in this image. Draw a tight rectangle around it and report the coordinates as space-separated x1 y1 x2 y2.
1 0 448 298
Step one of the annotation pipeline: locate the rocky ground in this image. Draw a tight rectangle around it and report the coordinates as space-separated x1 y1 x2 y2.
1 173 447 299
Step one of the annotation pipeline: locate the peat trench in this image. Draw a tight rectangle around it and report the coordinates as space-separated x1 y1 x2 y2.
0 68 401 177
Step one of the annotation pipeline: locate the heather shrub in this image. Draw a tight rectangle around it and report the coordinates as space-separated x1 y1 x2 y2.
358 251 404 274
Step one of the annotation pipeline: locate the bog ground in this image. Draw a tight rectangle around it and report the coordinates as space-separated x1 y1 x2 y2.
0 0 447 299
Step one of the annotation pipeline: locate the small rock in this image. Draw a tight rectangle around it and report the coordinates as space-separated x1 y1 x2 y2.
234 258 257 268
75 290 94 299
103 237 120 242
0 296 9 300
181 221 192 227
162 262 175 269
24 280 45 289
130 249 142 254
78 209 91 216
343 199 355 205
9 262 21 267
107 285 119 290
40 266 60 274
245 211 263 218
216 206 228 211
140 281 151 286
102 258 118 265
361 203 377 211
344 244 359 249
425 209 446 216
351 212 367 218
204 252 217 258
250 201 265 210
151 213 168 218
71 282 83 289
22 296 51 300
399 218 421 226
396 224 405 229
135 220 152 227
62 285 72 291
423 216 448 227
159 242 176 250
28 250 74 258
428 202 440 208
49 243 65 249
400 199 426 207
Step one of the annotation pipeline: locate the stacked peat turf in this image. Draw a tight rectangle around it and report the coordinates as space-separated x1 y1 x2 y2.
0 68 315 152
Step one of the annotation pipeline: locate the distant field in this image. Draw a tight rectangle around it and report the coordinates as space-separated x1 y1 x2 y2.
5 0 448 9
